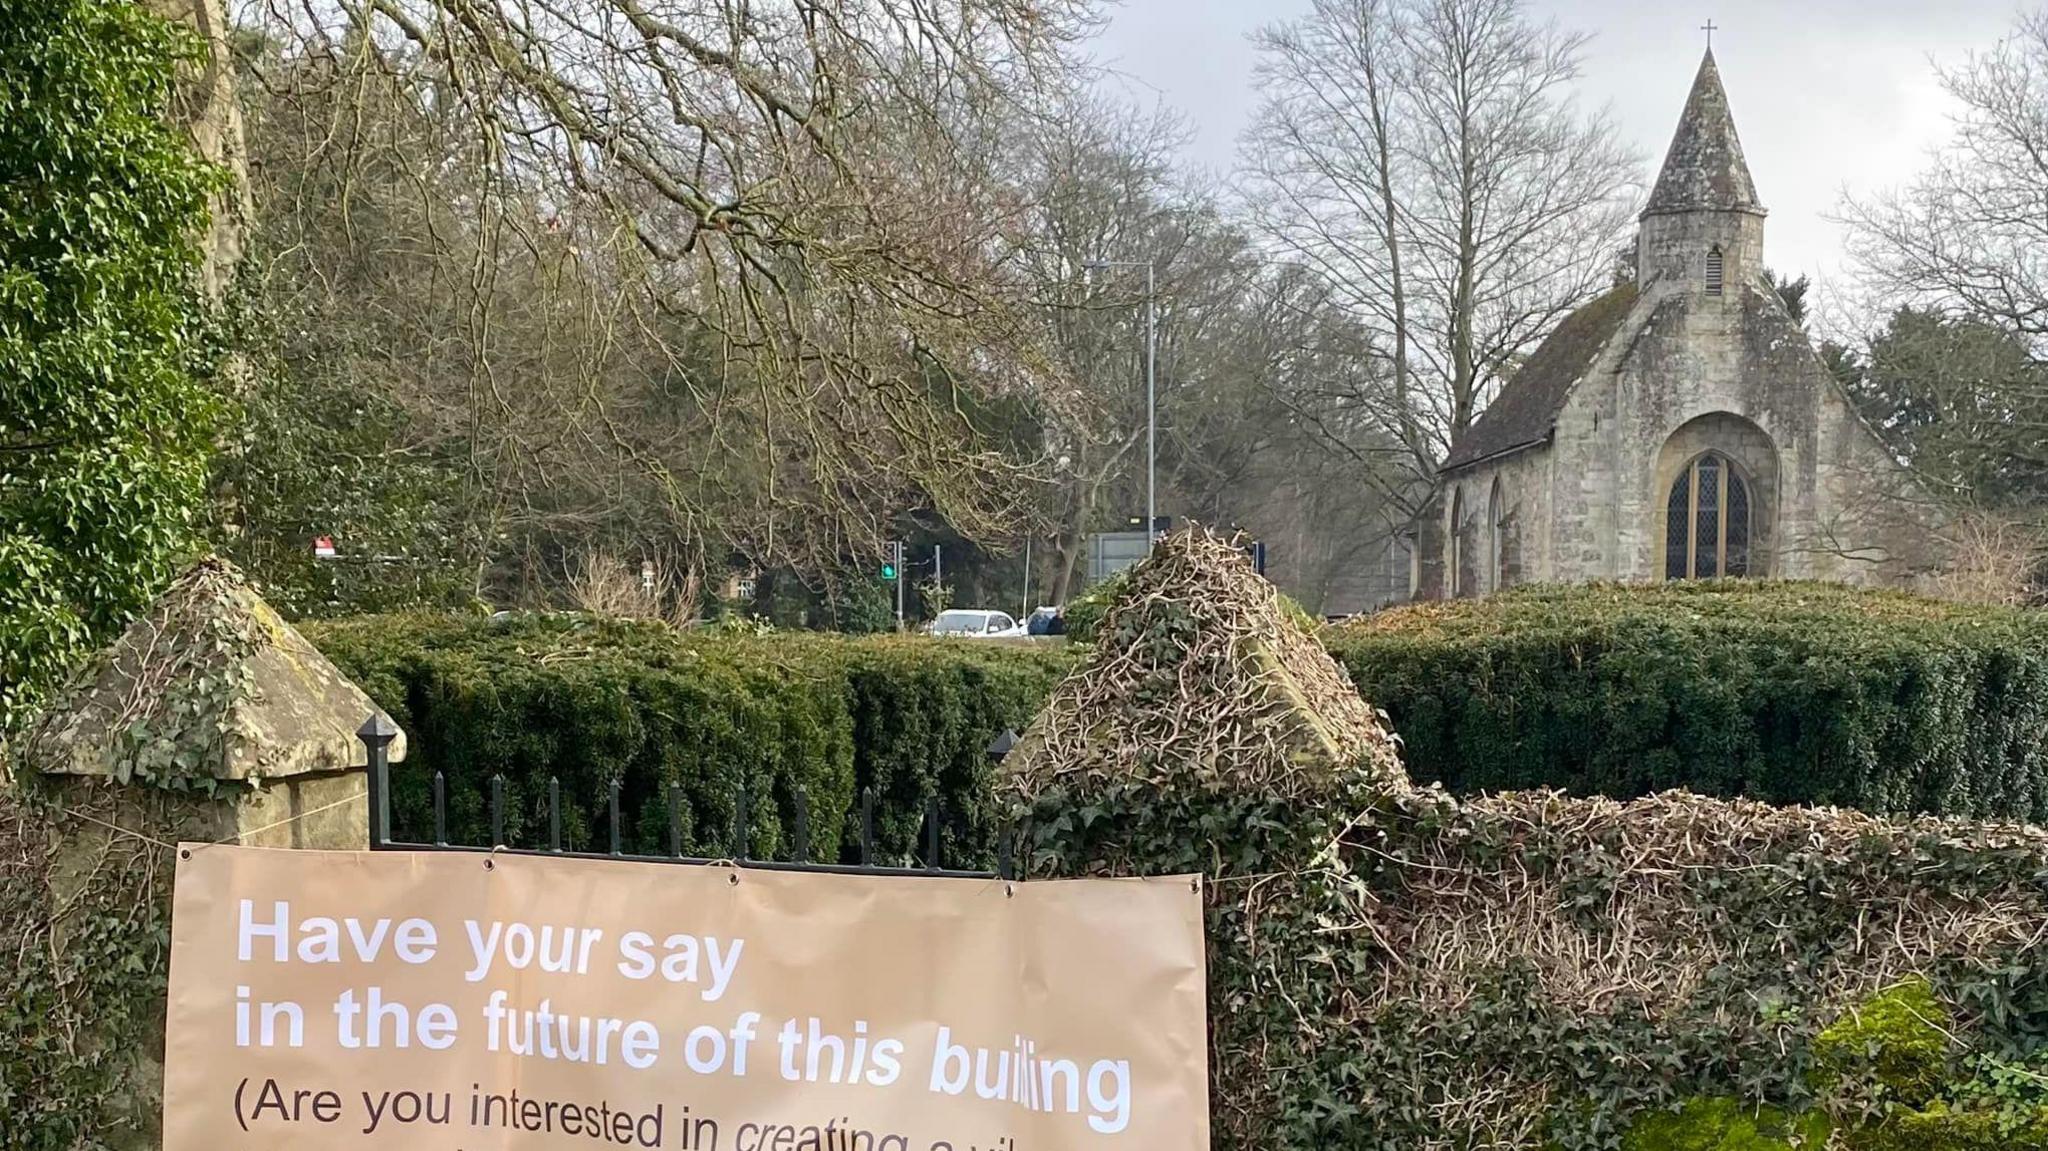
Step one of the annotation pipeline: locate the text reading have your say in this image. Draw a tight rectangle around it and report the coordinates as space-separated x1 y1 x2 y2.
236 902 745 1000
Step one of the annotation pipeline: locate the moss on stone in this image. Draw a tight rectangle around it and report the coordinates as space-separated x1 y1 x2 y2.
1815 979 1953 1107
1621 1097 1830 1150
1846 1099 2048 1150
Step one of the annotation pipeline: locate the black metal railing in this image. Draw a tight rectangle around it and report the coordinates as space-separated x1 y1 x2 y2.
356 714 1021 880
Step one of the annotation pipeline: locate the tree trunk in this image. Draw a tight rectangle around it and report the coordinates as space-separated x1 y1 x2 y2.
146 0 250 302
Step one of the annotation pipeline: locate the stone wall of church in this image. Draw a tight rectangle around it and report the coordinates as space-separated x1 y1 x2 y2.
1420 270 1942 602
1433 444 1554 597
1580 278 1937 586
1636 208 1764 299
1546 359 1623 583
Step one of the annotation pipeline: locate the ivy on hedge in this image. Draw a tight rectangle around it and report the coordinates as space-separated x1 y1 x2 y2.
1329 581 2048 820
306 613 1076 866
1024 761 2048 1148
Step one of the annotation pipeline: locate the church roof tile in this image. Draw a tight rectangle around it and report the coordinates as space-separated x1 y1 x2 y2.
1440 282 1638 472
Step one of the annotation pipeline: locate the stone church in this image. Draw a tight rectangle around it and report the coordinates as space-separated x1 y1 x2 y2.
1421 50 1940 598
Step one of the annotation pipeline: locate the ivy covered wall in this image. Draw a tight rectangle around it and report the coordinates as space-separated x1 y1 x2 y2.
0 0 228 732
1021 536 2048 1149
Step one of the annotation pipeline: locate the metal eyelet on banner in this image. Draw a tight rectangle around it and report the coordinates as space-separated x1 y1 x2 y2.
1004 882 1015 899
728 872 740 886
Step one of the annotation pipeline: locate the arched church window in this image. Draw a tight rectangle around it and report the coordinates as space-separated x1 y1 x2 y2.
1487 478 1505 592
1665 452 1752 580
1448 487 1465 597
1705 245 1724 296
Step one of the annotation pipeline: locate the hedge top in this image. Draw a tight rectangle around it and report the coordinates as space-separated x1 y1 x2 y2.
1341 578 2048 642
1325 578 2048 818
1007 527 1405 800
22 556 406 784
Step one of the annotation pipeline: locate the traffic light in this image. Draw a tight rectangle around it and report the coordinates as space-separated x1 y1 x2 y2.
881 558 897 580
881 540 902 581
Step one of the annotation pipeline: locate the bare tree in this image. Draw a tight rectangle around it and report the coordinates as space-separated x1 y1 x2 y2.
238 0 1099 585
1002 95 1202 602
996 93 1415 607
1241 0 1639 477
1841 11 2048 345
1837 10 2048 594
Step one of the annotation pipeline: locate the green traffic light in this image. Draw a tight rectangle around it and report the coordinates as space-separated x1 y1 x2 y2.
882 563 897 580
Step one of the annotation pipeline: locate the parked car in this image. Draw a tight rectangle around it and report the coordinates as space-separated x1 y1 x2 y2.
929 609 1026 638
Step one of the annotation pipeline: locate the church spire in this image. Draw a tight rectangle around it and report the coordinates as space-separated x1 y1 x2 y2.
1643 49 1763 219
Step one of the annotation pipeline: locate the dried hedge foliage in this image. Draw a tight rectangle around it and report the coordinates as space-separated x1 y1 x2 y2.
1007 528 1404 800
1018 530 2048 1149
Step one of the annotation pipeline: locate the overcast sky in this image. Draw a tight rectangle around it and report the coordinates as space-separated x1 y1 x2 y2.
1088 0 2023 306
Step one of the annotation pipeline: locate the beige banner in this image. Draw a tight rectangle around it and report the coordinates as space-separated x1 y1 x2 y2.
164 845 1209 1151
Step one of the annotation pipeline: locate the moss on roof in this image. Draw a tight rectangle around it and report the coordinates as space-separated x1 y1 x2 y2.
1441 282 1639 472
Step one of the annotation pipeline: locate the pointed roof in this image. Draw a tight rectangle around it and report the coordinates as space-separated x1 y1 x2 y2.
1643 49 1763 219
23 557 405 782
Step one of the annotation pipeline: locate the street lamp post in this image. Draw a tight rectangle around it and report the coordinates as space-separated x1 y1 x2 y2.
1084 258 1158 540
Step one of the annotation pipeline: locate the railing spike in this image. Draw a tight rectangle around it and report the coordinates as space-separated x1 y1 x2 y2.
793 788 810 864
548 777 561 852
490 775 506 848
860 787 876 867
432 771 447 847
608 778 622 856
669 784 684 858
734 785 750 861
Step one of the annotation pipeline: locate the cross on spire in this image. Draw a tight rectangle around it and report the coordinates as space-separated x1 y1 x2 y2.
1701 19 1718 49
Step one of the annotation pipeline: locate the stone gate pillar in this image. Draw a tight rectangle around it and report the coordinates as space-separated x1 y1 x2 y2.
10 556 405 1149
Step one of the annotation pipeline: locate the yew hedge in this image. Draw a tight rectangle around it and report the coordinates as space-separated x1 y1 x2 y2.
1328 582 2048 820
308 580 2048 860
305 614 1075 865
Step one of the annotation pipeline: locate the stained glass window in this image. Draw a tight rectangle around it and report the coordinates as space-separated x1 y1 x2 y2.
1666 452 1755 579
1488 479 1505 592
1448 488 1464 597
1694 456 1720 578
1665 469 1691 580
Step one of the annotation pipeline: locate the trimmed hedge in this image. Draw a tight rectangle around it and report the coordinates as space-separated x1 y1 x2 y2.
309 578 2048 860
1329 581 2048 819
306 614 1076 866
